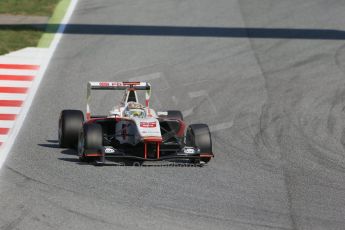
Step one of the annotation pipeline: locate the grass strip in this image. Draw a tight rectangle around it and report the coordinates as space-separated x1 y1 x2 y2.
0 0 71 54
0 0 60 16
0 26 43 55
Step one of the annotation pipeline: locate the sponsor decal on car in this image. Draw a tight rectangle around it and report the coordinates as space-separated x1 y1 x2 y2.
183 147 196 154
99 82 125 87
140 121 156 128
104 147 115 153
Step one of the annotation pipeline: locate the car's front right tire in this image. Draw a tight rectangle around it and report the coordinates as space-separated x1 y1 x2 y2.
167 110 184 121
186 123 213 164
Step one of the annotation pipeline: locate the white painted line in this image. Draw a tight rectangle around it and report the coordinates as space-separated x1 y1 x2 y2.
171 96 178 105
128 72 170 90
189 90 207 98
0 93 27 100
3 48 49 60
0 107 21 114
0 121 15 128
0 135 8 142
0 0 80 168
188 90 218 115
0 80 32 87
0 69 38 75
0 56 44 65
182 108 194 118
209 121 234 132
128 72 161 81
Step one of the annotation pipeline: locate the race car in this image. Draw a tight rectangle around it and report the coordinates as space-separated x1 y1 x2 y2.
58 81 214 165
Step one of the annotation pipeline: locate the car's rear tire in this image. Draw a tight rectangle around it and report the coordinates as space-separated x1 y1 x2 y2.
186 124 213 164
59 110 84 148
167 110 184 121
78 123 103 162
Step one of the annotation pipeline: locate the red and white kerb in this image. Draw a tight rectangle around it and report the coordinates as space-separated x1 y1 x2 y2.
0 63 39 147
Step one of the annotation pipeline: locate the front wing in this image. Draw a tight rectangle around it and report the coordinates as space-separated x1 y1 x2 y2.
84 146 214 165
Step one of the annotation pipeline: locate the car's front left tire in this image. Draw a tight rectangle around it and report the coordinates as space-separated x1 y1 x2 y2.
59 110 84 148
78 123 103 162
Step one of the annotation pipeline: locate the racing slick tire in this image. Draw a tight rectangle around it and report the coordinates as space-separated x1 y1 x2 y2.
78 123 103 162
186 124 213 164
59 110 84 148
167 110 184 121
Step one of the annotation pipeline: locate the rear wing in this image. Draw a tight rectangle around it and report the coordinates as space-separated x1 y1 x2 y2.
88 81 150 90
86 81 151 120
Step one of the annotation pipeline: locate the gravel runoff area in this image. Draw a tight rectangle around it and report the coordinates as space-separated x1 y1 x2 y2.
0 14 49 25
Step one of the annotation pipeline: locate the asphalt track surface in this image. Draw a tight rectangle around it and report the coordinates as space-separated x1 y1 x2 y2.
1 0 345 229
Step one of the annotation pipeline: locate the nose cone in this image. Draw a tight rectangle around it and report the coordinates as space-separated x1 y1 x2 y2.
133 117 162 138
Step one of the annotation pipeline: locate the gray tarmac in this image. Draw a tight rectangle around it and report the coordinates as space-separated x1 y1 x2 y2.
1 0 345 229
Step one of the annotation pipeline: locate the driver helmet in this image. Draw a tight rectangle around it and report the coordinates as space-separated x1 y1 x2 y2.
125 102 146 118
